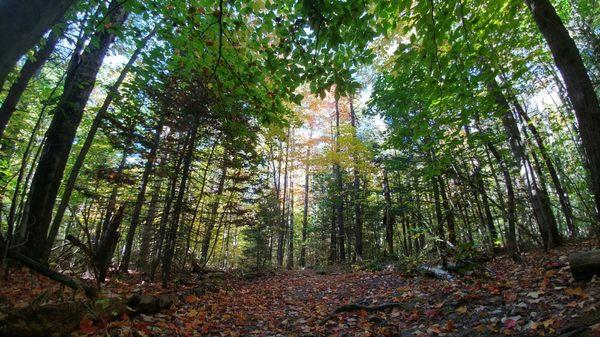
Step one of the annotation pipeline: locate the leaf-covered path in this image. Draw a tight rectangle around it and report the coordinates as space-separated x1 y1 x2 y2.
2 244 598 337
69 244 598 337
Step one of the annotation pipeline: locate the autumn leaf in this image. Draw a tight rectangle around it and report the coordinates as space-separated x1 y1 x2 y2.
456 306 468 314
78 316 98 335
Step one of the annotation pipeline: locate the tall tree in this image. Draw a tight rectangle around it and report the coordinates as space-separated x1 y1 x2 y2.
333 97 345 261
0 26 65 138
525 0 600 230
349 99 363 260
20 0 128 262
0 0 76 89
119 116 163 272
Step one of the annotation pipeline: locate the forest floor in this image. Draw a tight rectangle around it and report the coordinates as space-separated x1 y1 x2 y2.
1 241 599 337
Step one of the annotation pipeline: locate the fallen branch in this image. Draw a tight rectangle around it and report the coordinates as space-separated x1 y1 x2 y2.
319 302 404 325
6 248 97 298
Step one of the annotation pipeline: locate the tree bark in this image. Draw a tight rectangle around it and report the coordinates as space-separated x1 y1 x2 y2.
21 0 128 262
0 26 64 138
525 0 600 233
0 0 76 89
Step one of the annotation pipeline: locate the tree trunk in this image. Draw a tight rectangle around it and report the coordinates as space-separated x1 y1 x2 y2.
438 176 456 245
150 147 182 282
513 99 576 238
137 180 161 272
277 132 290 267
486 142 521 262
21 0 128 262
0 26 64 138
162 118 198 286
383 168 394 256
525 0 600 233
432 174 446 266
329 206 337 263
349 100 363 260
46 26 156 257
473 165 497 244
488 77 561 249
0 0 75 89
334 98 345 262
119 116 163 272
287 177 294 269
300 144 310 267
95 206 125 283
95 150 128 250
200 153 228 263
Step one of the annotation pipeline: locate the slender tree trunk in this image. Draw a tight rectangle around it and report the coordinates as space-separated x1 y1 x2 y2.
334 98 345 262
488 78 561 249
486 142 521 262
438 176 456 245
473 165 497 244
150 144 184 282
0 0 76 89
525 0 600 233
277 132 290 267
22 1 128 262
0 27 64 138
383 168 394 255
513 100 576 238
137 180 161 272
184 140 217 266
94 150 128 248
432 174 446 266
200 153 228 263
287 177 294 269
119 117 163 272
162 118 198 287
349 100 363 260
300 145 309 267
46 26 156 256
329 206 337 263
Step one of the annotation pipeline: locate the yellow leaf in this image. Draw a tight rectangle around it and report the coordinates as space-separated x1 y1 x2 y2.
565 287 588 299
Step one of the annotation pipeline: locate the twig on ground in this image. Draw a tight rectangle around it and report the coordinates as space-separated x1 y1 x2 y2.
319 302 404 325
